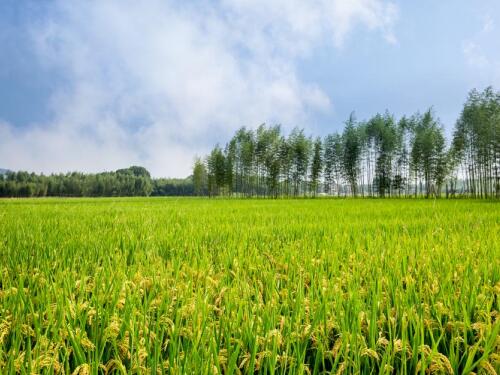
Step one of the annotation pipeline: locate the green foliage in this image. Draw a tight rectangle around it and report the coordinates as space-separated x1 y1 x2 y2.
310 137 323 196
364 112 398 197
193 157 208 196
196 87 500 199
207 145 227 196
0 166 154 198
152 177 194 196
410 110 448 197
342 114 362 196
116 165 151 179
289 128 312 196
451 87 500 198
0 198 498 373
323 133 343 196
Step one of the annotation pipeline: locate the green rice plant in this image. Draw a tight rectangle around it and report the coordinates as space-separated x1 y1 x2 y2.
0 198 498 374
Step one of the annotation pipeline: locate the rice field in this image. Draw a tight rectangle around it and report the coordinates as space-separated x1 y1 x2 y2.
0 198 499 374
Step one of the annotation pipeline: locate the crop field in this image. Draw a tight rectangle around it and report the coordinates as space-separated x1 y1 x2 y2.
0 198 499 374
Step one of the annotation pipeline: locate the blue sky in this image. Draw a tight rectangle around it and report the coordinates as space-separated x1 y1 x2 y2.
1 0 499 177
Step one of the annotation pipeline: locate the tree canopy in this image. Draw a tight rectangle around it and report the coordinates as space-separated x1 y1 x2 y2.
195 87 500 199
0 166 155 198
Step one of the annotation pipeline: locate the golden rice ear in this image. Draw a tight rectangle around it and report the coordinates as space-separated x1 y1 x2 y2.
71 364 91 375
0 317 12 345
479 360 498 375
361 347 380 361
335 361 346 375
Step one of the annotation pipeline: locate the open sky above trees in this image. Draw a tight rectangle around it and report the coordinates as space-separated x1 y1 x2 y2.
1 0 500 177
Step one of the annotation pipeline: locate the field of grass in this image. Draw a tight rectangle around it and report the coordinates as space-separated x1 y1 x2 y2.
0 198 499 374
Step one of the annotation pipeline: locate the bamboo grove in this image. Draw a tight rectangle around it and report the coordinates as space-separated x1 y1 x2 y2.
195 87 500 198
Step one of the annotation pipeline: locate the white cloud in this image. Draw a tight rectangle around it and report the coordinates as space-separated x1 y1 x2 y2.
462 41 490 69
0 0 398 177
482 14 494 33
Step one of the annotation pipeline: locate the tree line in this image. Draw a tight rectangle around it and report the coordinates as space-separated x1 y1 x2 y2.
0 166 199 198
0 166 154 197
1 87 498 199
194 87 500 198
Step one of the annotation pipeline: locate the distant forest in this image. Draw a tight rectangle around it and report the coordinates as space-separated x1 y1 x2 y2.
193 87 500 199
0 166 193 198
1 87 499 199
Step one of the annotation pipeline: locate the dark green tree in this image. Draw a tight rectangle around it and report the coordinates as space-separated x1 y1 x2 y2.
342 114 362 196
310 137 323 196
193 157 207 196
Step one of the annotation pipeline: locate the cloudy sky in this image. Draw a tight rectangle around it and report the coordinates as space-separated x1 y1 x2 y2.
1 0 499 177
